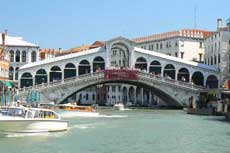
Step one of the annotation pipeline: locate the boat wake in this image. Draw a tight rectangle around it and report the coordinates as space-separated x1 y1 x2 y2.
60 111 128 118
1 132 50 138
70 124 96 130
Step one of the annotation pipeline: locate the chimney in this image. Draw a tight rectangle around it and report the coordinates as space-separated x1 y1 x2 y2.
217 18 222 31
1 32 5 46
58 48 61 52
4 29 8 35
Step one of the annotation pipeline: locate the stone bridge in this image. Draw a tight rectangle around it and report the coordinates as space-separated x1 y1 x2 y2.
19 70 207 107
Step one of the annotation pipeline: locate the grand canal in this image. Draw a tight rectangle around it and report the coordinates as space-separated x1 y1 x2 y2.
0 109 230 153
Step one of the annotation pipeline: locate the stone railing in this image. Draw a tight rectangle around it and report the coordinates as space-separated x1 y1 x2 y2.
19 69 207 94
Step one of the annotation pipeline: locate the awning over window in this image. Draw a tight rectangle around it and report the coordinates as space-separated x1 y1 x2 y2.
0 80 13 87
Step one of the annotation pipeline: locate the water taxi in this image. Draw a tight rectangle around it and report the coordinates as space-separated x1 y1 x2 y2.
113 102 125 111
57 103 94 112
0 105 68 133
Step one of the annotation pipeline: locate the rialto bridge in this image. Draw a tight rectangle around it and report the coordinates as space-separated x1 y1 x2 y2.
18 37 220 107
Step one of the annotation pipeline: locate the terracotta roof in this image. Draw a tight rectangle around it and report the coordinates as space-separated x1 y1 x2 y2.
57 45 90 56
39 48 59 54
132 29 213 43
89 41 105 49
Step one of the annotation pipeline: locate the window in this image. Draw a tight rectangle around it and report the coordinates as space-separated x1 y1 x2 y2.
112 86 116 92
214 55 217 64
199 53 203 62
22 51 26 62
211 56 213 65
10 50 14 62
86 94 88 100
31 51 36 62
156 44 159 50
180 52 184 59
16 50 20 62
92 94 95 101
199 42 203 48
175 52 178 57
160 43 162 49
175 42 178 47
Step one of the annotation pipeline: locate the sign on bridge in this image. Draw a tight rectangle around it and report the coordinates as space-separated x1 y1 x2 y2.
105 69 138 80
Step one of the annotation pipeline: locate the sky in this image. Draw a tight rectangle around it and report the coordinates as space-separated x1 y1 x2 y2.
0 0 229 50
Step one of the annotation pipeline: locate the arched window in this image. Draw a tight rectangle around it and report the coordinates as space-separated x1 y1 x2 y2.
78 60 90 75
206 75 218 89
135 57 147 71
149 61 161 75
15 67 19 80
192 71 204 86
177 68 190 82
9 67 14 80
93 56 105 72
50 66 62 82
31 51 36 62
20 73 33 88
163 64 175 79
16 50 20 62
35 69 47 84
64 63 76 79
10 50 14 62
22 51 26 62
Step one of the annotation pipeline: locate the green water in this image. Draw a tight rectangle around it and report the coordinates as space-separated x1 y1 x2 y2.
0 109 230 153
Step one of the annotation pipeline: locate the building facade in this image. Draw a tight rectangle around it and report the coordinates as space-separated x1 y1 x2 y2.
204 18 230 87
133 29 212 62
0 32 40 83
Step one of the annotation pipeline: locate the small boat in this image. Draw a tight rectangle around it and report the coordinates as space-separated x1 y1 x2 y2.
57 103 94 112
0 105 68 133
113 102 125 111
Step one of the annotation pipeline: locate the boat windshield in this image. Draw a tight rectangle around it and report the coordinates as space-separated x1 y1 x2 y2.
4 108 27 118
31 109 59 119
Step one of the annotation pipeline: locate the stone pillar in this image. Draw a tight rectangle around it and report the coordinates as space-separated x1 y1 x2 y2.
127 87 129 104
175 69 178 80
134 87 136 104
149 91 152 105
62 70 64 82
76 64 79 77
90 63 93 74
161 68 164 77
141 88 144 105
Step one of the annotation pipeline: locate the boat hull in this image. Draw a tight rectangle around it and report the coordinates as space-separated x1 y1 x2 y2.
0 119 68 133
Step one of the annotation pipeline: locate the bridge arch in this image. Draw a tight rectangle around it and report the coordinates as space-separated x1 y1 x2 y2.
149 60 161 75
64 63 76 79
192 71 204 86
135 57 147 71
60 78 182 107
78 60 90 75
206 75 218 89
93 56 105 72
164 64 175 79
177 67 190 82
20 72 33 88
50 66 62 82
35 69 47 85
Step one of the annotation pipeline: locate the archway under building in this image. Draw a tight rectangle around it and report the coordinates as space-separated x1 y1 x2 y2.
164 64 175 79
64 63 76 79
177 68 190 82
192 71 204 86
50 66 62 82
206 75 218 89
149 61 161 75
79 60 90 75
135 57 147 71
35 69 47 85
20 72 33 88
93 56 105 72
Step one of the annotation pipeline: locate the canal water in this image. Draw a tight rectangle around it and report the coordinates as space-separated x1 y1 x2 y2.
0 109 230 153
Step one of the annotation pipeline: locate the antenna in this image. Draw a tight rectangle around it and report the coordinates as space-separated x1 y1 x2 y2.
194 5 197 29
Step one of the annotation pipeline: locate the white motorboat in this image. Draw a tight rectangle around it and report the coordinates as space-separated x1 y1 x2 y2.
0 105 68 133
113 103 125 111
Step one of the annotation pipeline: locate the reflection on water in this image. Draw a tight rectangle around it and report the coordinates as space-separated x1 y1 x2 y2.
0 109 230 153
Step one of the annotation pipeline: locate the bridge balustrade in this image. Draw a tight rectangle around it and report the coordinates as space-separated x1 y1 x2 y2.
19 69 206 94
